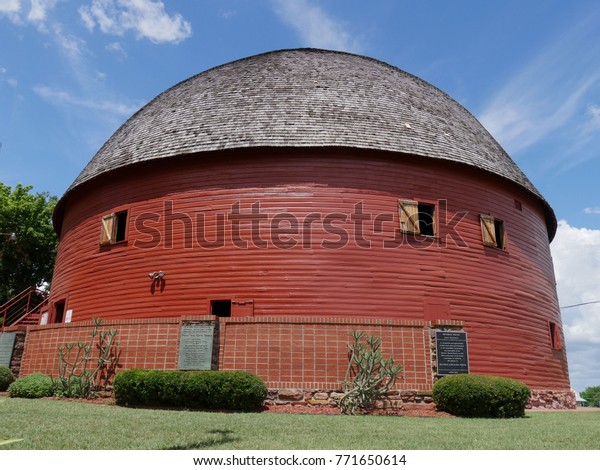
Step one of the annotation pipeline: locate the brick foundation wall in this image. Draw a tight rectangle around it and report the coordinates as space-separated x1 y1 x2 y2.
218 317 446 390
19 317 186 377
16 315 575 409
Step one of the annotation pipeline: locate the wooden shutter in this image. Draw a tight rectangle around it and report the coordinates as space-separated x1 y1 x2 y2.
550 322 562 350
399 200 419 234
480 215 496 247
100 213 116 245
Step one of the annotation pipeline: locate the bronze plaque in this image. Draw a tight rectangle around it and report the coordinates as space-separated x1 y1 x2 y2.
178 323 215 370
0 332 17 367
436 331 469 375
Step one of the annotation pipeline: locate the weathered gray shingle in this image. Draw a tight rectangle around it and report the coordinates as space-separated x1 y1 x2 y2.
63 48 555 235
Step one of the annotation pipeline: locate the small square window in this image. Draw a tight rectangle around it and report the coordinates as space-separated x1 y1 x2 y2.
399 200 436 236
480 215 505 249
211 299 231 317
100 210 128 245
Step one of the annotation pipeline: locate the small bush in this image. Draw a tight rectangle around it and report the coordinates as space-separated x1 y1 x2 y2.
113 369 267 411
433 374 531 418
8 373 54 399
0 366 15 391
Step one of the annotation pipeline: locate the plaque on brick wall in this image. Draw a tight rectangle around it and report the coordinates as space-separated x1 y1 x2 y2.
178 323 215 370
435 331 469 375
0 332 17 367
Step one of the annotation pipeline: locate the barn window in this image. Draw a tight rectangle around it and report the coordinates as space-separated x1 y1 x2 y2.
211 299 231 317
100 210 128 245
480 215 505 249
549 322 563 350
399 200 436 236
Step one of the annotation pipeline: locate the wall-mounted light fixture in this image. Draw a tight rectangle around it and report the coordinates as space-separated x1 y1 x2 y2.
148 271 165 280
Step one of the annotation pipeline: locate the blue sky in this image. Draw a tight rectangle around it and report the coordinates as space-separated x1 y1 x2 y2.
1 0 599 393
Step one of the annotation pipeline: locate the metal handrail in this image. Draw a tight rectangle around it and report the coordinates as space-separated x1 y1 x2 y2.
0 286 48 332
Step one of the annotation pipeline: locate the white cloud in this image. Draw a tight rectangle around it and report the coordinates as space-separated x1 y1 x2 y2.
52 23 85 60
551 220 600 389
27 0 57 23
272 0 364 53
0 0 21 14
33 84 139 116
478 13 600 162
587 104 600 130
0 66 18 87
106 41 127 59
584 207 600 215
79 0 192 44
0 0 57 28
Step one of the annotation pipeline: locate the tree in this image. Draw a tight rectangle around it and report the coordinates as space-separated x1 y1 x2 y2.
581 386 600 407
0 183 58 305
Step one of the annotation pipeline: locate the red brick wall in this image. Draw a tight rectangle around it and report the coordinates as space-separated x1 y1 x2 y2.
219 317 445 390
19 316 457 392
19 318 184 377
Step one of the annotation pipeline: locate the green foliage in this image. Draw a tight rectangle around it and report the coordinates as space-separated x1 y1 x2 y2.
0 183 58 305
339 330 403 415
7 372 54 398
53 318 119 398
432 374 531 418
113 369 267 411
580 385 600 407
0 365 15 391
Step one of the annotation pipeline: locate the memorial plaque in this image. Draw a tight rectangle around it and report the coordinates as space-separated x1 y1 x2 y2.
0 332 17 367
435 331 469 375
178 323 215 370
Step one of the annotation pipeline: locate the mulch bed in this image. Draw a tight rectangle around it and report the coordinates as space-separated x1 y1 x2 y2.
262 404 453 417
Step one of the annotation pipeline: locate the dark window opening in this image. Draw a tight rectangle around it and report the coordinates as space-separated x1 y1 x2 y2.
494 219 505 249
417 203 435 237
54 301 65 324
514 200 523 211
211 300 231 317
549 322 562 350
115 211 128 242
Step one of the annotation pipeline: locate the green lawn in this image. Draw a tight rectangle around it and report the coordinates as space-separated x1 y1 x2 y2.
0 397 598 450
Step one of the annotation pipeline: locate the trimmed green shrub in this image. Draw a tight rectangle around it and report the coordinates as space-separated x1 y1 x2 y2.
432 374 531 418
0 365 15 391
7 373 54 398
113 369 267 411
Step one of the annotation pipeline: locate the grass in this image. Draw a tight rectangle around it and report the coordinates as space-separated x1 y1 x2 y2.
0 397 598 450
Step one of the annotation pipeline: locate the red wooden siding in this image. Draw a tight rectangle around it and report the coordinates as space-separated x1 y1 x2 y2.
49 148 570 390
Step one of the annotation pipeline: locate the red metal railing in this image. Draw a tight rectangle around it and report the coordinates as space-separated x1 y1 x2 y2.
0 286 48 332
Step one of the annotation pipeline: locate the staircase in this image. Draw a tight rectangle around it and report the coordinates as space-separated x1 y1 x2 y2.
0 286 48 332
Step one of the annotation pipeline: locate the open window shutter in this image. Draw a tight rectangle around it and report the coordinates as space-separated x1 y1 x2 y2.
100 213 116 245
552 323 563 350
399 200 419 234
480 215 496 247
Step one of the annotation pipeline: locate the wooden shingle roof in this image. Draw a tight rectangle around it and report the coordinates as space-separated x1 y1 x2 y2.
63 48 556 236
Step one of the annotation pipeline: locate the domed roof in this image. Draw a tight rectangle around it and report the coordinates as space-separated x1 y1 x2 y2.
63 48 555 235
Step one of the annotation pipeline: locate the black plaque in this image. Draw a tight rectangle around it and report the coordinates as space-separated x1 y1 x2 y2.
435 331 469 375
0 332 17 367
178 323 215 370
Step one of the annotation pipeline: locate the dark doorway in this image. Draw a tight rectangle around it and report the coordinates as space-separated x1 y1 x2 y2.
54 300 65 323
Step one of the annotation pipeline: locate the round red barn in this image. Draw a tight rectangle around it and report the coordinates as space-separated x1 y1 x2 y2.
45 49 571 403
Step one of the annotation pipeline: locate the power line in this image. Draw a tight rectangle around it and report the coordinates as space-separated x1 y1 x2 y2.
560 300 600 309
